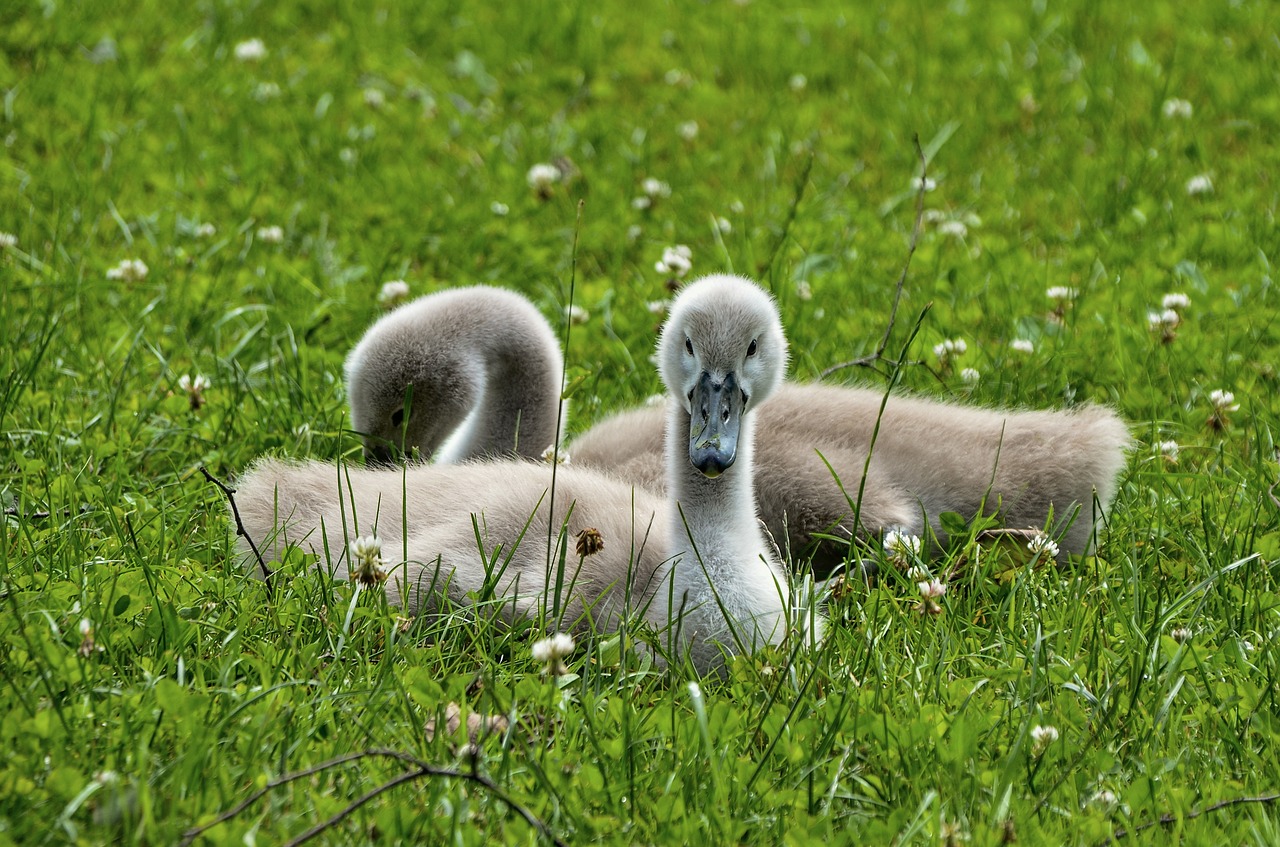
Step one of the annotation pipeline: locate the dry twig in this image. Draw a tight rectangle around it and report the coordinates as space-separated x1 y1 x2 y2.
1095 791 1280 844
200 465 274 592
179 747 566 847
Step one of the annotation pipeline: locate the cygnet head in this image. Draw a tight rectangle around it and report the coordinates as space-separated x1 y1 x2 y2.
658 274 788 477
345 303 472 464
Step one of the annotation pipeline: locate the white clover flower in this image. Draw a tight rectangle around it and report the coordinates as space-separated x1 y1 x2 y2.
932 338 967 360
663 68 690 86
257 225 284 244
905 564 930 581
795 280 813 301
77 617 99 657
884 529 923 564
539 445 570 465
729 199 745 214
490 201 509 216
1027 532 1060 559
339 147 358 166
714 216 732 234
1209 389 1239 412
1162 98 1193 119
655 244 693 277
195 222 217 238
106 258 149 281
1162 292 1191 311
937 220 968 238
252 81 281 101
678 120 699 141
641 177 672 199
913 176 937 192
1186 174 1213 196
233 38 267 62
531 632 576 675
526 163 561 194
1089 789 1119 808
0 232 17 248
626 224 643 243
349 535 389 587
1030 724 1059 755
362 88 386 109
961 367 981 385
916 578 948 614
788 73 807 91
1171 626 1193 644
1010 338 1035 354
1148 309 1181 331
1046 286 1077 302
377 280 411 309
178 373 211 412
918 579 947 600
631 196 653 210
1157 440 1179 461
646 299 670 315
565 304 589 325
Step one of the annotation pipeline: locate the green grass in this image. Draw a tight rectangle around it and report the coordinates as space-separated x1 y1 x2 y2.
3 0 1280 843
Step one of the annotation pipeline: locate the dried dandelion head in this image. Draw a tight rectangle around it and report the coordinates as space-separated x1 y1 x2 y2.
575 527 604 558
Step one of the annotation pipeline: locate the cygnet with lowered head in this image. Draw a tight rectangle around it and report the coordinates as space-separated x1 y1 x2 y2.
234 274 806 672
345 285 564 464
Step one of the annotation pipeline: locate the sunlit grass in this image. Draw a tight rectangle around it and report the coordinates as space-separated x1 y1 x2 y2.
2 0 1279 844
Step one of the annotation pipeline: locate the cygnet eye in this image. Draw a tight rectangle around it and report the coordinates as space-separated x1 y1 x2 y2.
390 408 405 428
747 339 758 357
684 336 694 355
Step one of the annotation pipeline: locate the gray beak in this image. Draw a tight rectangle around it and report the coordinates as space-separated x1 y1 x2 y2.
689 371 743 477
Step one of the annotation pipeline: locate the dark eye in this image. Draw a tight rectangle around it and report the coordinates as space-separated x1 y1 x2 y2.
684 337 694 355
390 408 405 428
747 339 758 357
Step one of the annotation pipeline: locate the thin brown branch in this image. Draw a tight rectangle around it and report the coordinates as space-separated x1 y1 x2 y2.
1096 791 1280 845
181 747 566 847
200 465 274 591
821 134 928 379
283 767 431 846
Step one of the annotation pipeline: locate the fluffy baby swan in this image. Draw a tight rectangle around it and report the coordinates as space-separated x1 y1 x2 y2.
234 274 801 672
345 285 564 464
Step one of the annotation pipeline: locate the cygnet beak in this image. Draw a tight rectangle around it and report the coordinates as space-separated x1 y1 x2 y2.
688 371 743 478
365 444 397 467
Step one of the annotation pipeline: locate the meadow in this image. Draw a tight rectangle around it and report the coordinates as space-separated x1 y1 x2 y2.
2 0 1279 843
